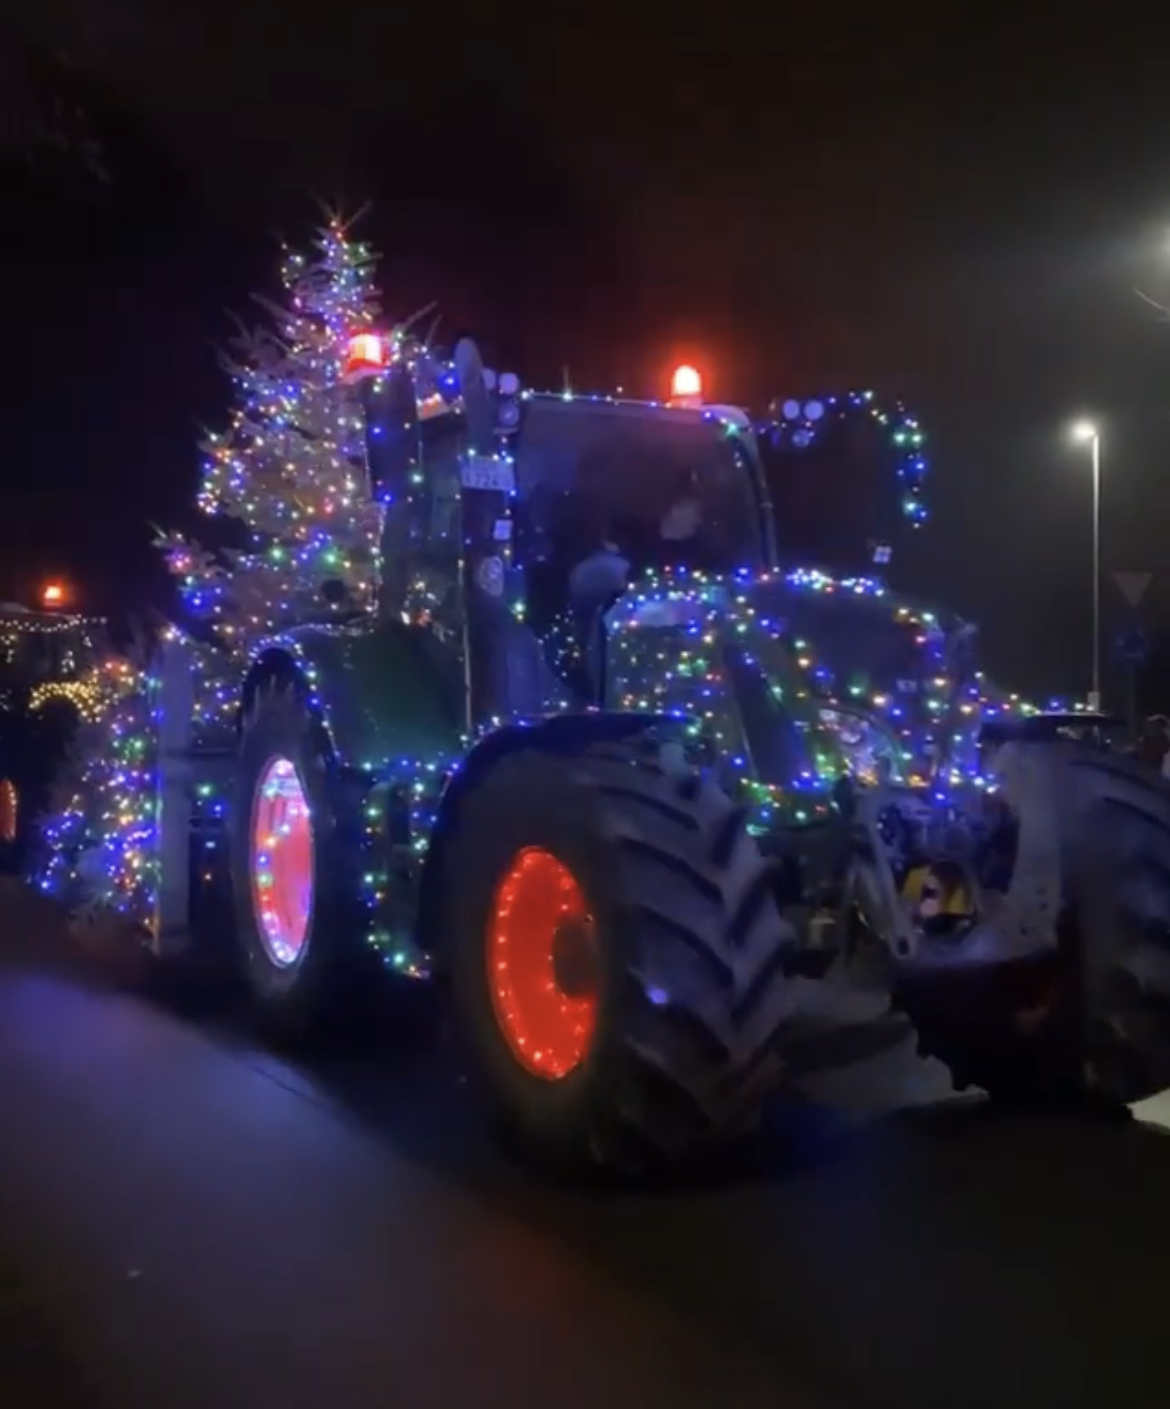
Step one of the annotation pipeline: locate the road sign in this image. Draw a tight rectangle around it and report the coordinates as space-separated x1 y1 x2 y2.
1116 626 1148 666
1112 571 1153 607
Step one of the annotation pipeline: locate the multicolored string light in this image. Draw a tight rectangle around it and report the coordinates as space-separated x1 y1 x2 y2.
606 568 841 827
35 339 1081 947
758 389 929 527
157 219 387 652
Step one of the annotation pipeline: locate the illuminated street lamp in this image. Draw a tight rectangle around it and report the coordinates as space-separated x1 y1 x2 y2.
1070 421 1101 710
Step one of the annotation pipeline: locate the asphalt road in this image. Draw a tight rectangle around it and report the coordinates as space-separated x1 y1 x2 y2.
1 883 1169 1409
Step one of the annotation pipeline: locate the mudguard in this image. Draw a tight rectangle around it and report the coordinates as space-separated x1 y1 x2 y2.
243 619 465 771
415 708 685 963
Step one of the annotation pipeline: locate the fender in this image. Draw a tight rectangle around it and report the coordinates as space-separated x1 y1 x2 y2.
415 709 681 961
241 618 465 771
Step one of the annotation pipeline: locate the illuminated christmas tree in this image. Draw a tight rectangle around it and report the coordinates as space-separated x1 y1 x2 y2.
160 217 385 650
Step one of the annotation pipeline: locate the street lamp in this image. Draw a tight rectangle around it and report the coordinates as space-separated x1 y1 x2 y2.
1070 421 1101 710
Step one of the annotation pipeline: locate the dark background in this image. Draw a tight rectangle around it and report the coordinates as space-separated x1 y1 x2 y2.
6 7 1170 705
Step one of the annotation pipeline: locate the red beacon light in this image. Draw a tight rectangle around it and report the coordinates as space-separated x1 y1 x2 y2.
40 581 66 610
669 364 703 406
342 332 391 383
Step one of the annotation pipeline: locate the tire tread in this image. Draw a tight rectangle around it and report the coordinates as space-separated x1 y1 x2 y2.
447 734 795 1169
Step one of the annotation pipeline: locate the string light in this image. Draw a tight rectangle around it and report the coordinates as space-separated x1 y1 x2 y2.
28 678 104 723
32 619 455 974
34 656 158 923
31 618 1083 948
33 315 1086 944
759 389 930 528
157 219 386 654
0 610 107 715
605 567 841 827
0 612 105 644
487 847 597 1079
763 567 961 785
250 757 313 967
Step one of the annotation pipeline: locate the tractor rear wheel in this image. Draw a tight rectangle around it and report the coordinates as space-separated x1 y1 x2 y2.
442 734 796 1174
898 756 1170 1109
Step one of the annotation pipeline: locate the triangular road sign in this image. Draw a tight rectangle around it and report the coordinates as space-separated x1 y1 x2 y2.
1112 570 1153 607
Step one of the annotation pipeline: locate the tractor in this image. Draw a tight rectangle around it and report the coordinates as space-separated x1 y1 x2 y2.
141 337 1170 1175
0 604 105 875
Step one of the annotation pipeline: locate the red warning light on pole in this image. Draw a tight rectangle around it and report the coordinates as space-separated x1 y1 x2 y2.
40 581 66 610
342 332 390 383
670 364 703 404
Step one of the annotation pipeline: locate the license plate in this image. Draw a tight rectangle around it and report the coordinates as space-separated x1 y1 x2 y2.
461 457 515 492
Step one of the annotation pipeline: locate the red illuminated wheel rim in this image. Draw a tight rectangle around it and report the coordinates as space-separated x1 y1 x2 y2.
0 780 16 844
486 847 599 1080
250 757 315 968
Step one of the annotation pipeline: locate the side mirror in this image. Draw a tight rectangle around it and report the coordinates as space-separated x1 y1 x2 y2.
454 338 495 455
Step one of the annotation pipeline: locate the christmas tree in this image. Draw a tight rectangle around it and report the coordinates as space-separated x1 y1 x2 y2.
160 217 386 651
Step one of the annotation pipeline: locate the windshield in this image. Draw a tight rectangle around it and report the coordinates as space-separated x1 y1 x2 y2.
515 401 768 576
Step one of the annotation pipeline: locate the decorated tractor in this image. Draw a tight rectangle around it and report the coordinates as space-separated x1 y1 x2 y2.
0 604 107 875
136 340 1170 1175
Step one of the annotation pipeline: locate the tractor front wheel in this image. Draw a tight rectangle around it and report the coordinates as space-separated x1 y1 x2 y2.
443 735 796 1174
898 783 1170 1110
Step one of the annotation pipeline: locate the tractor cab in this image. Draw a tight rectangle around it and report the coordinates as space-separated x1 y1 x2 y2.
0 605 104 872
511 394 772 695
511 394 771 581
0 606 97 706
346 336 776 722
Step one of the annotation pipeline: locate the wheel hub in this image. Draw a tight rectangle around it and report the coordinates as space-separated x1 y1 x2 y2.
486 847 598 1080
551 916 598 999
0 780 16 844
250 756 314 968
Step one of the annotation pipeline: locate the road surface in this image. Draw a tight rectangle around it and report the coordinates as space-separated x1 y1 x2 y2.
0 883 1167 1409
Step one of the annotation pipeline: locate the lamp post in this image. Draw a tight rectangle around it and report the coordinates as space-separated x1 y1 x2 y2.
1070 421 1101 710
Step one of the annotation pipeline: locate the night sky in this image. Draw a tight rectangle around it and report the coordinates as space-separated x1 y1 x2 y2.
7 7 1170 704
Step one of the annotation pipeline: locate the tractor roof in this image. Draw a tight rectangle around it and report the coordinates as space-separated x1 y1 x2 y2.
523 391 752 431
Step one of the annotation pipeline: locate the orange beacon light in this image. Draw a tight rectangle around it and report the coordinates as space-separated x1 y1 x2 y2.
669 364 702 404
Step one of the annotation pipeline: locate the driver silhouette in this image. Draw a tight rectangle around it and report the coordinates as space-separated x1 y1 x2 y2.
659 470 702 543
